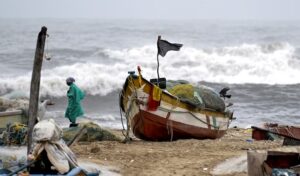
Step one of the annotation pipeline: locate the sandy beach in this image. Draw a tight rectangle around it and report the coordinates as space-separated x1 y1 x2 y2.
72 128 282 176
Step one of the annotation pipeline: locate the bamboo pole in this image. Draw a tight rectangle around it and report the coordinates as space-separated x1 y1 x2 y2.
27 26 47 154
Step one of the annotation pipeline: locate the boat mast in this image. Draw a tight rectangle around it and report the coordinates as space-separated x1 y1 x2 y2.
156 36 161 85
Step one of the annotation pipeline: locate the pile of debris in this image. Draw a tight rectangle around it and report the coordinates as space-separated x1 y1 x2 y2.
249 123 300 175
0 119 102 175
248 147 300 176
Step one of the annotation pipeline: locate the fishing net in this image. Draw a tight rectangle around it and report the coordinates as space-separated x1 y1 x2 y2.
0 122 27 146
167 80 225 112
63 122 120 142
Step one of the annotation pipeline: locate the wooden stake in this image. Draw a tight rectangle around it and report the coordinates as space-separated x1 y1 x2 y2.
27 26 47 154
156 53 160 82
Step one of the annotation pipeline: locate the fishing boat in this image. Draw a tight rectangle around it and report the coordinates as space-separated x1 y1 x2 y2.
0 110 27 129
119 67 234 141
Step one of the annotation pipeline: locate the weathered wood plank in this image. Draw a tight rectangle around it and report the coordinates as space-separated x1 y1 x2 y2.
27 26 47 154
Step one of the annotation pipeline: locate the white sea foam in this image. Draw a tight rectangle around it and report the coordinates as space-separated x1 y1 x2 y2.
103 42 300 85
1 43 299 98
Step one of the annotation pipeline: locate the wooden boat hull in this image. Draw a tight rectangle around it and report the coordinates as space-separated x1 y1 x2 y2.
132 109 226 141
120 75 232 141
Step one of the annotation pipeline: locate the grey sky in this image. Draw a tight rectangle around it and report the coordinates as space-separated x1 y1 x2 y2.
0 0 299 20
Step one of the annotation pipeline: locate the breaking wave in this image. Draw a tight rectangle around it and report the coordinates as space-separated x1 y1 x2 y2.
1 42 299 98
103 42 300 84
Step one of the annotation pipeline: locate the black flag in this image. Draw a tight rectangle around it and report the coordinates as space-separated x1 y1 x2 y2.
157 36 183 57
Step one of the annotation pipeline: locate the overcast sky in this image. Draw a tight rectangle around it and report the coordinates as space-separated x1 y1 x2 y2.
0 0 299 20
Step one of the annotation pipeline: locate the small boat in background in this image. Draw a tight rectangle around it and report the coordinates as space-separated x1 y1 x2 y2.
119 67 234 141
0 110 27 130
252 124 300 145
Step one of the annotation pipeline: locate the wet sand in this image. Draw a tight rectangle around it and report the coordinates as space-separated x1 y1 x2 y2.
71 128 282 176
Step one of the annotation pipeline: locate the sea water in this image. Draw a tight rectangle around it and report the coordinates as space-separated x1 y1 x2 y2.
1 19 300 128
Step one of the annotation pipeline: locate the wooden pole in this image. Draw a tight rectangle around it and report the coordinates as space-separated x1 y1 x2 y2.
156 35 161 86
27 26 47 154
156 53 160 83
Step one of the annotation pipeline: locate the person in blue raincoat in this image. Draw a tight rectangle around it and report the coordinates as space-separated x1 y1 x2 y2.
65 77 85 127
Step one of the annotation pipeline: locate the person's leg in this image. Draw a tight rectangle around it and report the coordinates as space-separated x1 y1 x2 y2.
69 123 78 127
69 117 78 127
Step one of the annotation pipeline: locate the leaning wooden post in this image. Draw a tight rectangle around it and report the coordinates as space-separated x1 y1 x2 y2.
27 26 47 154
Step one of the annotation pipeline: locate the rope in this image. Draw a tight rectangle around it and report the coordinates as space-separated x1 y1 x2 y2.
166 118 174 141
119 76 140 142
44 34 51 60
285 127 297 139
166 96 180 141
119 91 127 137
